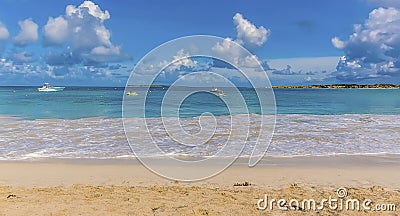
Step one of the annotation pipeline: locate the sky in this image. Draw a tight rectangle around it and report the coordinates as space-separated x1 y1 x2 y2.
0 0 400 86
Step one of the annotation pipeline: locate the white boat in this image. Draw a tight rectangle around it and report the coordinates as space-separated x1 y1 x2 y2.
210 87 225 97
217 91 226 97
210 87 219 92
38 83 65 92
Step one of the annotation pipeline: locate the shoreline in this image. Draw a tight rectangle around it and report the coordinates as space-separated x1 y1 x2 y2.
2 152 400 166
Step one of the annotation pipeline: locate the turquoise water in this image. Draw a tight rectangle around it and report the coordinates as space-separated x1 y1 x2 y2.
0 86 122 119
1 86 400 119
1 86 400 160
276 88 400 115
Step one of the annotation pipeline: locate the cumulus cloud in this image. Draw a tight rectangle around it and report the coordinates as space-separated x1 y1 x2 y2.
233 13 269 47
0 1 128 86
331 37 346 49
0 21 9 41
210 13 270 72
43 1 128 65
43 17 69 45
212 37 263 69
163 49 199 71
13 18 39 46
212 38 241 64
212 38 241 55
66 1 110 21
84 45 124 63
332 7 400 81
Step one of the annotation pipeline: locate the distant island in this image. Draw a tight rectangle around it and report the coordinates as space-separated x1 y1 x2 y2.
126 84 400 89
273 84 400 89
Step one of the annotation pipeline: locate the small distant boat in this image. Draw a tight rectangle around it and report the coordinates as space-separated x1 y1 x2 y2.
126 91 138 96
210 87 219 93
38 83 65 92
217 91 226 97
210 87 225 97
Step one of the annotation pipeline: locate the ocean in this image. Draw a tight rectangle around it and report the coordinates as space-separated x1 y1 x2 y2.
0 86 399 160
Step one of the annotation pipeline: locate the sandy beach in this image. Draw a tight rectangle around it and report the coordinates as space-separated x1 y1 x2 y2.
0 155 399 215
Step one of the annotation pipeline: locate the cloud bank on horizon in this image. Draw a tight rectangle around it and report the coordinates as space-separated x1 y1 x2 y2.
0 0 399 86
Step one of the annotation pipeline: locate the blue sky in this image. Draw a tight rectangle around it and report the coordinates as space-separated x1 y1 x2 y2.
0 0 400 86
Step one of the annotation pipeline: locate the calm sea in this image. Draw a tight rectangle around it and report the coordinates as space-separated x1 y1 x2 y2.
1 86 400 119
0 86 399 160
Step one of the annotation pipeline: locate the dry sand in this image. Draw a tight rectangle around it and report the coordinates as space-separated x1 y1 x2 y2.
0 155 399 215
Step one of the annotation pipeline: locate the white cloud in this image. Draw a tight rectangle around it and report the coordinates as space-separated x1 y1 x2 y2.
211 14 270 71
166 49 198 71
333 56 381 81
83 45 125 63
212 37 262 68
332 7 400 81
333 7 400 62
90 45 120 56
0 21 9 41
212 38 241 58
13 18 39 46
43 1 126 65
331 37 345 49
43 17 69 45
233 13 269 47
242 55 261 68
379 60 398 73
346 60 362 69
66 1 110 21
